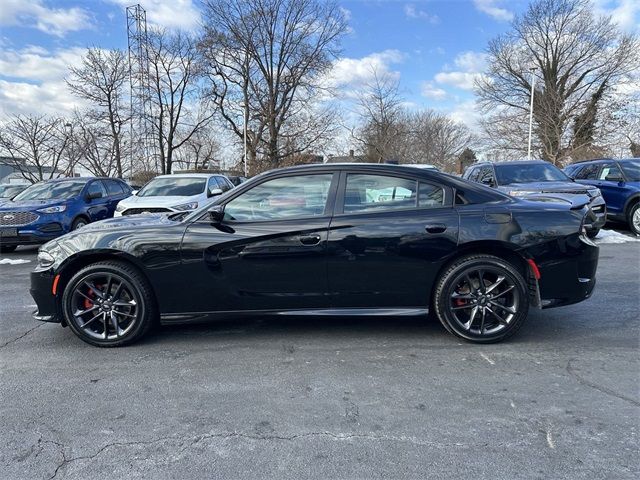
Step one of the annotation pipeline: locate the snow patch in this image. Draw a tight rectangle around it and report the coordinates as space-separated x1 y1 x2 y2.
0 258 31 265
595 229 640 244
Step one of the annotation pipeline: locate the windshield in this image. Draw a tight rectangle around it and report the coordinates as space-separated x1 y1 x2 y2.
620 160 640 182
0 185 25 198
137 177 206 197
495 163 569 185
12 180 85 201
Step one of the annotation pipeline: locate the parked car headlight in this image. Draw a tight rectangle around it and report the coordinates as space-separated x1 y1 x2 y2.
172 202 198 211
37 205 66 213
508 190 539 197
588 188 602 198
115 203 126 212
36 250 55 268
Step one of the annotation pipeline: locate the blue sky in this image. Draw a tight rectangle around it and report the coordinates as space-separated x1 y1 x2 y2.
1 0 638 131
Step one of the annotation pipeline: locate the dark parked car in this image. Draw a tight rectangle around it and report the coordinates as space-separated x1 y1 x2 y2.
227 175 248 187
30 164 598 347
564 158 640 235
0 177 132 253
463 160 606 237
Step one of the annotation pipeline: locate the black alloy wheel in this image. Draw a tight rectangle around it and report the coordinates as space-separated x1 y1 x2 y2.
62 261 156 347
434 254 529 343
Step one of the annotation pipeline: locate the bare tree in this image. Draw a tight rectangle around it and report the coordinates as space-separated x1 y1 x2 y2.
0 115 69 183
476 0 639 165
172 123 221 171
200 0 348 173
352 67 407 163
67 48 129 177
147 29 215 175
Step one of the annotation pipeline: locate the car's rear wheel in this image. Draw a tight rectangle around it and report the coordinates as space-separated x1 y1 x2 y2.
628 203 640 236
62 261 157 347
0 245 18 253
433 254 529 343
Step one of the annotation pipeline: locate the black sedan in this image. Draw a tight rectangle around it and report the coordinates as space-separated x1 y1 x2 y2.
30 164 599 347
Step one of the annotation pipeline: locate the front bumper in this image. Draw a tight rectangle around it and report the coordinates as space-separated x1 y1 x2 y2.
536 234 599 308
1 222 66 246
30 269 62 323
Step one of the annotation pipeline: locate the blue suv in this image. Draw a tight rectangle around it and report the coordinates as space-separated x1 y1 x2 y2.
564 158 640 235
0 177 132 252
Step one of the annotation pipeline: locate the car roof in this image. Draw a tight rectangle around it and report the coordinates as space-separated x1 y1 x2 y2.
155 173 225 179
43 177 124 182
471 160 553 166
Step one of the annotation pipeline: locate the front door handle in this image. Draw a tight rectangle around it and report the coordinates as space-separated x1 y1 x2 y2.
299 234 322 246
425 223 447 234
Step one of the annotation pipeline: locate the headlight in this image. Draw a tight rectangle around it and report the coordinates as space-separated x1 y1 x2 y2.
508 190 539 197
36 250 55 268
37 205 66 213
589 188 601 198
171 202 198 211
115 203 125 212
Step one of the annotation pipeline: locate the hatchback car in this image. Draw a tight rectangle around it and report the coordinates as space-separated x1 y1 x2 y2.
564 158 640 235
114 173 234 216
0 177 131 253
31 164 599 347
463 160 606 237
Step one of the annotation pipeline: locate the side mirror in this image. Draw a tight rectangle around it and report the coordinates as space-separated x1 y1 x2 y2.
131 190 138 196
86 191 103 201
208 187 223 198
605 174 623 182
208 205 224 223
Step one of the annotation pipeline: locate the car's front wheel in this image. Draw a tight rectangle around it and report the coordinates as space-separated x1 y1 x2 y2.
62 261 157 347
71 217 88 230
433 254 529 343
628 203 640 236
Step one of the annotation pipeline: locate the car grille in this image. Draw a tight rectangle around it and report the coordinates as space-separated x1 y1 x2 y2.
541 189 590 195
0 211 39 226
122 208 171 216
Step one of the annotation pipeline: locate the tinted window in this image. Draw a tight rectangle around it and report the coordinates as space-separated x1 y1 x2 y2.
620 160 640 181
215 176 231 192
87 181 107 198
13 180 86 201
598 164 623 181
574 164 599 180
224 174 333 221
344 174 417 213
105 179 125 196
418 182 444 208
494 163 569 184
137 177 206 197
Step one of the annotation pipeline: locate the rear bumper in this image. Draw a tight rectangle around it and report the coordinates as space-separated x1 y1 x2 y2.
536 234 599 308
29 270 62 323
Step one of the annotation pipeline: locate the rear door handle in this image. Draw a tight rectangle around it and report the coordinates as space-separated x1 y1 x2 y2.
299 234 322 246
425 223 447 234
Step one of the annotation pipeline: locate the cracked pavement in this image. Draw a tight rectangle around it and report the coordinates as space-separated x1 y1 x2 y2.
1 242 639 479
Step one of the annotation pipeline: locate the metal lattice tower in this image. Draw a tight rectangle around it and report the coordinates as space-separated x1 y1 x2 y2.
127 4 157 174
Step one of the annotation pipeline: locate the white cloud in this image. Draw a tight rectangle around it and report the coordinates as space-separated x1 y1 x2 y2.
447 100 483 133
108 0 201 30
473 0 514 22
421 82 447 100
404 4 440 24
593 0 640 32
325 49 406 96
0 46 87 117
0 0 93 37
431 51 488 91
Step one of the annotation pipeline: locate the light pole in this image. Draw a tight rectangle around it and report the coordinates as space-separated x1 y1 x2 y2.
527 67 536 160
243 102 248 177
65 122 74 177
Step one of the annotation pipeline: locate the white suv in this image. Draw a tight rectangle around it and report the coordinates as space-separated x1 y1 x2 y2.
115 173 234 217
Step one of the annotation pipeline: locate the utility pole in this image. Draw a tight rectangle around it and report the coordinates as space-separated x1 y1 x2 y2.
527 67 536 160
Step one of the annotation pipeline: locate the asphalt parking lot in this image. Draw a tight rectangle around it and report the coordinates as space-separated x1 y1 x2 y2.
1 230 639 480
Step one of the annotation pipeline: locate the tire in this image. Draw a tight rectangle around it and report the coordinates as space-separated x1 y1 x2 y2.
628 203 640 236
586 228 599 239
433 254 529 343
62 261 157 347
0 245 18 253
71 217 89 230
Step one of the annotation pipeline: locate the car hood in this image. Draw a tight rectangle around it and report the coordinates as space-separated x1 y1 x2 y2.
119 194 202 208
0 199 68 211
500 181 595 193
80 213 181 232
